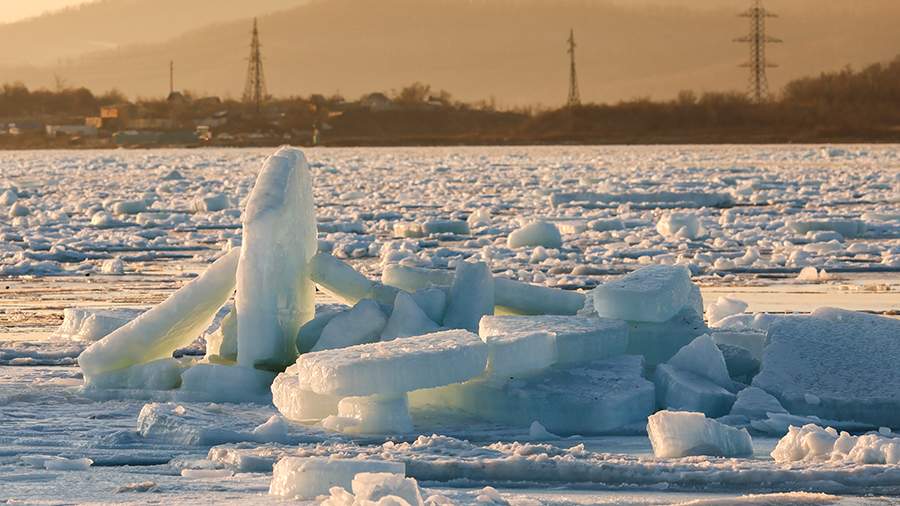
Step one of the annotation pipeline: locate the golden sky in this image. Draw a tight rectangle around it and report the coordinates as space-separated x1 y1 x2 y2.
0 0 88 23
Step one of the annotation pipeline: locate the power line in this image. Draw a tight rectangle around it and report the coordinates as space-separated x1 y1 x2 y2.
243 18 268 112
734 0 782 103
567 28 581 108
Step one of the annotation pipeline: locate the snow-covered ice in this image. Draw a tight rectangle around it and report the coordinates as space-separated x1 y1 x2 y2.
269 456 405 499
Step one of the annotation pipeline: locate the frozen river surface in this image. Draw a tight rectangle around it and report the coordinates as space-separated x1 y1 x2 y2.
1 146 899 504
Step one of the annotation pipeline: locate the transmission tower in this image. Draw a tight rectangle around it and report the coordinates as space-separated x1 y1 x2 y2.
243 18 268 112
734 0 781 103
566 29 581 107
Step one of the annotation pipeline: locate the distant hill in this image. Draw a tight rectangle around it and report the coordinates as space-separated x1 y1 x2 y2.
0 0 306 66
2 0 899 106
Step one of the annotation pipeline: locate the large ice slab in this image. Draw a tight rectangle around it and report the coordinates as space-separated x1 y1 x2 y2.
753 308 900 428
53 307 143 342
442 261 493 332
647 410 753 458
480 330 556 378
269 457 405 499
412 355 655 435
309 252 374 305
237 146 317 370
78 249 239 378
479 315 627 364
589 265 696 323
295 329 488 397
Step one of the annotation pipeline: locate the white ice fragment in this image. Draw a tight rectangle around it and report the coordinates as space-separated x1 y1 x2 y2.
8 202 30 217
269 457 404 499
706 296 749 327
590 265 696 323
53 307 143 342
479 315 626 365
493 277 584 315
647 410 753 458
772 423 900 465
381 291 440 341
507 221 562 249
191 193 229 212
251 415 289 442
788 219 867 238
312 299 387 351
528 421 559 440
100 258 125 274
296 306 345 354
78 249 239 378
422 219 469 235
753 308 900 428
112 200 147 215
237 146 317 370
667 334 733 390
796 266 820 282
352 472 424 506
442 261 494 332
23 455 94 471
272 363 340 421
295 329 488 397
656 212 705 239
205 308 237 361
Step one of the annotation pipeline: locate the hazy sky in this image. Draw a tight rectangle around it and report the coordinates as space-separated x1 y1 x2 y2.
0 0 88 23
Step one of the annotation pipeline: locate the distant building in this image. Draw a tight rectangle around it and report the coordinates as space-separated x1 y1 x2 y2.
127 118 176 130
100 106 120 119
46 125 98 138
359 92 395 111
85 117 103 129
7 121 44 135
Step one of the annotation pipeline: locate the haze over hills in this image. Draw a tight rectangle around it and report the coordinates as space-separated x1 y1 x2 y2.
2 0 899 106
0 0 307 66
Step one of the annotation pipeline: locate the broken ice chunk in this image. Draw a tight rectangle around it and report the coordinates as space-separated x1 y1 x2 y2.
322 394 414 434
312 299 387 351
309 252 374 305
177 363 275 404
237 146 317 370
480 330 556 379
654 364 736 418
626 307 708 366
272 363 340 421
78 249 239 379
667 335 733 390
507 221 562 249
83 357 187 391
728 386 787 420
590 265 696 323
380 291 440 341
53 307 144 342
647 410 753 458
269 457 404 499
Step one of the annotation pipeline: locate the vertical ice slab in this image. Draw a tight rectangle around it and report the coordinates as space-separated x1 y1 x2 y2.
78 249 239 378
443 261 494 332
237 147 317 370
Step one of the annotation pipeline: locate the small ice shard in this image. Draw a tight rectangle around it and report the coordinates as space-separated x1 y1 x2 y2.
479 315 626 365
589 265 696 323
269 457 404 499
312 299 387 351
667 335 733 390
380 291 440 341
729 386 787 420
322 394 414 434
443 261 494 332
272 363 340 421
507 221 562 249
647 410 753 458
237 146 317 370
78 249 239 379
295 329 488 398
